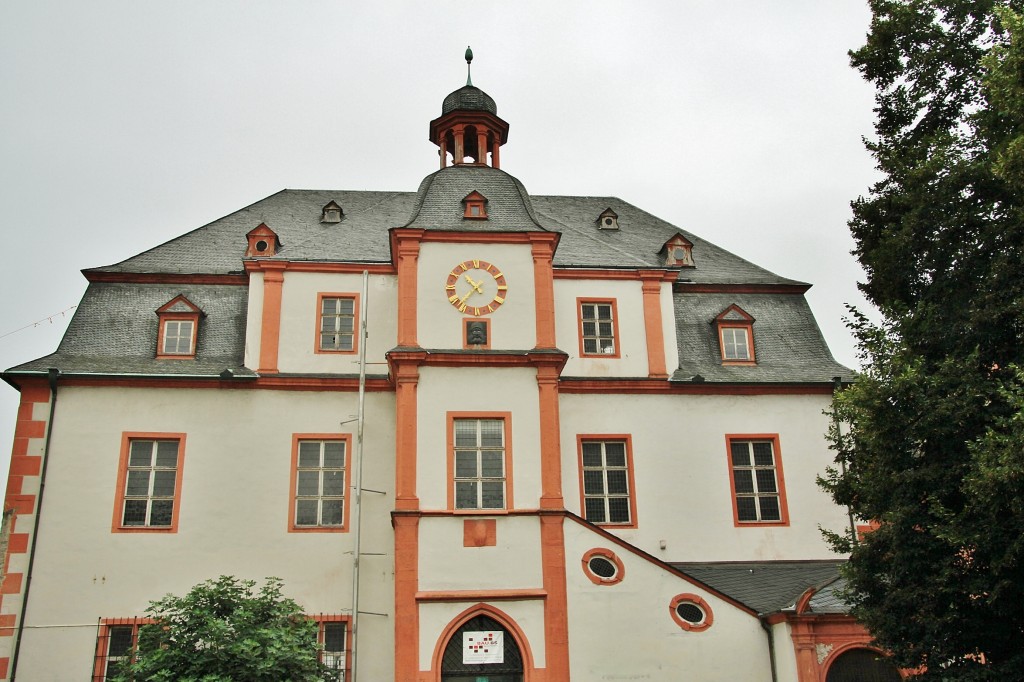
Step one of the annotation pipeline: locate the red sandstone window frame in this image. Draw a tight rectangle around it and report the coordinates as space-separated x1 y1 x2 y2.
92 617 155 681
669 593 714 632
714 304 756 365
111 432 186 534
462 190 488 219
725 434 790 527
577 298 621 358
581 547 626 585
289 434 353 533
576 435 638 529
314 292 360 355
447 412 514 512
313 614 352 678
155 295 202 360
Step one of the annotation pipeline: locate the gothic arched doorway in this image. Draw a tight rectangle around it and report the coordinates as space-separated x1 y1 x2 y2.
826 647 902 682
440 614 525 682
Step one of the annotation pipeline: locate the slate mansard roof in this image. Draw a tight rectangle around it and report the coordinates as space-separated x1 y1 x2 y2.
5 164 851 384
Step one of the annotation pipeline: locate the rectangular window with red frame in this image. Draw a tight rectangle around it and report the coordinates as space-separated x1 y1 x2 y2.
317 294 358 353
93 618 152 681
578 436 638 528
112 433 186 533
314 615 350 679
449 414 512 511
289 435 352 532
726 435 789 525
578 299 620 357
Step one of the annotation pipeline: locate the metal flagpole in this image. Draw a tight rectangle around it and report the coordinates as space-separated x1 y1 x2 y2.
348 271 369 680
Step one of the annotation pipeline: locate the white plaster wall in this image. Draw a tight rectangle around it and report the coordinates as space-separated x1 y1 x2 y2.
243 270 264 368
418 516 544 592
417 243 537 350
564 518 774 681
416 366 542 511
660 281 680 375
276 271 398 374
559 392 850 561
16 385 396 682
554 278 650 377
773 621 799 682
418 599 546 672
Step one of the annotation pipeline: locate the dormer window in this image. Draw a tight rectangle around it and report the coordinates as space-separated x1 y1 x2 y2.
663 234 694 267
246 223 279 257
321 201 343 224
156 295 203 359
714 305 756 364
462 191 488 219
597 208 619 231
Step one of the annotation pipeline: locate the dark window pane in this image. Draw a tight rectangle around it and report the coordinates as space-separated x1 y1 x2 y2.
323 622 346 652
454 421 476 447
604 443 626 466
323 442 346 467
480 451 503 478
730 442 750 466
588 556 616 578
584 498 606 522
581 442 603 467
152 470 176 497
736 497 757 521
756 469 778 493
608 498 631 523
606 470 628 494
297 471 320 496
323 299 339 315
583 470 605 495
455 451 477 478
107 626 134 657
759 496 781 521
321 500 343 526
322 471 345 496
752 442 774 466
129 441 152 467
597 305 612 321
733 470 754 493
582 321 596 336
479 421 503 447
296 499 318 525
150 500 173 526
125 470 150 496
122 499 147 525
455 481 477 509
155 441 178 467
298 442 321 468
676 602 704 624
598 322 613 336
583 339 597 354
481 482 504 508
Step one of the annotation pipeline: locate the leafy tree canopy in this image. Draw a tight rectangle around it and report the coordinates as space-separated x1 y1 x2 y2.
112 576 336 682
822 1 1024 679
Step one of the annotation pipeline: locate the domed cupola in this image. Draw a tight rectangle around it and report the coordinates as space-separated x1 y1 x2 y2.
429 47 510 169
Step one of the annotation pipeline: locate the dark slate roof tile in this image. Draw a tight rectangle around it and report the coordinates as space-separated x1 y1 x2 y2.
7 283 249 377
671 560 847 614
671 292 852 383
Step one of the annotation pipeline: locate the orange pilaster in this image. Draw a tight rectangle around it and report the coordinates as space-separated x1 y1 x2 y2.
529 234 559 349
393 230 423 348
537 365 564 509
393 512 420 680
639 271 669 379
539 513 571 680
257 263 287 373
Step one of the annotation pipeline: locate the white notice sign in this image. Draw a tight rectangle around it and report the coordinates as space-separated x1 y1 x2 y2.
462 631 504 664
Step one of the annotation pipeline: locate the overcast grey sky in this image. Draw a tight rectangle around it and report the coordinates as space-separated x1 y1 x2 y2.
0 1 878 494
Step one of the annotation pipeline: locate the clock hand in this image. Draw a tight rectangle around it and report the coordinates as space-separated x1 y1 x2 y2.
464 274 484 294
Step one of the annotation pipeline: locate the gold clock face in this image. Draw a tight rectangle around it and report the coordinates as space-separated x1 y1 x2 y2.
445 259 508 316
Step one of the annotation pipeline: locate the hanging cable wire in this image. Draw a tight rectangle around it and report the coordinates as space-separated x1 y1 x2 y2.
0 306 77 341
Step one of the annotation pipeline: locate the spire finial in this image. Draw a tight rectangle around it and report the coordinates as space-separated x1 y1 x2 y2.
465 46 473 86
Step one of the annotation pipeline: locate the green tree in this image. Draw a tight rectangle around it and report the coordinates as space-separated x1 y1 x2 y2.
112 576 336 682
822 1 1024 679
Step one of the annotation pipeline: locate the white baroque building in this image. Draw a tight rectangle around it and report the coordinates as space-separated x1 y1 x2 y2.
0 59 905 682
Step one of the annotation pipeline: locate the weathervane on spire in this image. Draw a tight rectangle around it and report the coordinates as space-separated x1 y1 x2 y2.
465 46 473 86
